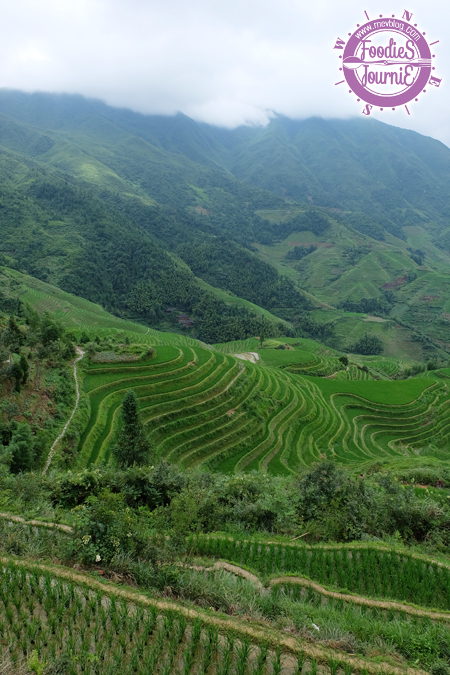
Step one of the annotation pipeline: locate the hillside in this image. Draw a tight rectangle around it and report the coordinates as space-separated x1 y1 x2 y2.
1 266 449 479
2 268 450 674
1 91 450 356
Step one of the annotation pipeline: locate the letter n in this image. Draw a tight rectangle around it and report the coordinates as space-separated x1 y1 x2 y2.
334 37 345 49
429 76 442 87
402 9 413 21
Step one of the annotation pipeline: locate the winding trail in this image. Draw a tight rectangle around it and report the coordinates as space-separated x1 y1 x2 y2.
224 362 244 391
43 346 85 474
184 560 450 622
0 513 72 533
182 561 263 589
1 555 429 675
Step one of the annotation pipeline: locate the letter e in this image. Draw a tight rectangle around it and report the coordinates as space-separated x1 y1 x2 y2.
429 76 442 88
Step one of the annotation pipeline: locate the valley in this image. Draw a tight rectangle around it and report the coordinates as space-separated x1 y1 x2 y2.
1 92 450 675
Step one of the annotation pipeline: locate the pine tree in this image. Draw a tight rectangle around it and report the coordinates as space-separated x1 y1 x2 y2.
112 390 152 468
9 423 35 473
19 354 29 385
4 316 25 348
9 362 23 393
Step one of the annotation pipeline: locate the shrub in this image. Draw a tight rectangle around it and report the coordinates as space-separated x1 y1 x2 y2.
71 489 139 564
351 333 383 355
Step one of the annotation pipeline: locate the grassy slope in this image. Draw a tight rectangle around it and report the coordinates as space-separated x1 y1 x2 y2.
0 265 285 342
193 277 293 327
253 211 450 358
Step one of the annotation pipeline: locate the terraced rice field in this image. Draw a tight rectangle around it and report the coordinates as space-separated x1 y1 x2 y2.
78 337 450 473
13 267 450 473
190 535 450 611
0 559 310 675
2 554 425 675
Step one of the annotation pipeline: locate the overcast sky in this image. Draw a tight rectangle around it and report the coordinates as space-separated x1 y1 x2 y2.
1 0 448 145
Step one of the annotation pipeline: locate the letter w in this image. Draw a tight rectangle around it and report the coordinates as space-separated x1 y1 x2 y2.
334 37 345 49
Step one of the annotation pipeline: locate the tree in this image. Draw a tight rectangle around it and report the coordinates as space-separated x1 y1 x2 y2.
9 362 23 392
112 390 152 468
3 316 25 349
259 326 265 347
40 314 64 346
8 422 35 473
19 354 29 384
351 333 383 356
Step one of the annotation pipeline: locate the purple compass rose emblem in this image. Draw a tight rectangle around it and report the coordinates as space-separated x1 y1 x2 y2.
333 10 441 115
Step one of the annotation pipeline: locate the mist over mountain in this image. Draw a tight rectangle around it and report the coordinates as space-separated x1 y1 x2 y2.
1 89 450 354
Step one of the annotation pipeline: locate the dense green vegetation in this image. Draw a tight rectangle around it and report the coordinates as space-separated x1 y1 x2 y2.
3 91 450 674
0 301 78 475
2 458 450 672
2 90 450 354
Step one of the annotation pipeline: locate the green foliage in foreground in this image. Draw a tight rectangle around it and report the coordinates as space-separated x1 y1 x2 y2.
2 458 450 671
4 555 444 675
4 460 450 549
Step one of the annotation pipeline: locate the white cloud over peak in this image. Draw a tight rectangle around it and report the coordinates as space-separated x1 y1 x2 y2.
0 0 448 144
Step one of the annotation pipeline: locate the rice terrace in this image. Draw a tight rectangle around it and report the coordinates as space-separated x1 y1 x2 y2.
7 268 450 476
3 90 450 675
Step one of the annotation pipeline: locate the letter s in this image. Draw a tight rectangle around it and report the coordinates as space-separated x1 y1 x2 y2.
405 40 415 59
362 104 373 116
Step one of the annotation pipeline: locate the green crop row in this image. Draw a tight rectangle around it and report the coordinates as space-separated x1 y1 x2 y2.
0 557 411 675
77 334 450 475
190 536 450 611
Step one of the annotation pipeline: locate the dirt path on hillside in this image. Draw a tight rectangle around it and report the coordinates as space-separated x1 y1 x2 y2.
183 561 263 588
0 556 429 675
232 352 260 363
0 513 72 533
43 347 85 474
224 363 245 391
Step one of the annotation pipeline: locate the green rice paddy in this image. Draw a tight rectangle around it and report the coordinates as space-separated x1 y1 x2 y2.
78 341 450 474
4 267 450 475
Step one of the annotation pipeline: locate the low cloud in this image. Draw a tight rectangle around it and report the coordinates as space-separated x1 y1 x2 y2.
0 0 448 144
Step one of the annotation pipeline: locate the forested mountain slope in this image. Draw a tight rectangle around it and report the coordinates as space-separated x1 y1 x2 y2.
1 89 450 354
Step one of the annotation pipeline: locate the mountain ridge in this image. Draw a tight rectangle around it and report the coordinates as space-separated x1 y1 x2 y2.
1 89 450 356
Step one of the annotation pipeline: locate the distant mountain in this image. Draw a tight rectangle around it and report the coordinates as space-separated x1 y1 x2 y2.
2 90 450 226
1 89 450 355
